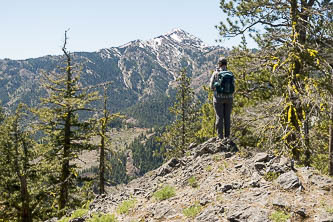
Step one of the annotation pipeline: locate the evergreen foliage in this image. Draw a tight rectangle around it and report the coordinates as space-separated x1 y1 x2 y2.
32 31 99 215
94 85 125 194
1 4 332 218
125 93 175 128
217 0 333 171
129 129 164 176
0 105 37 222
159 69 201 158
79 150 129 187
195 86 217 142
105 150 129 186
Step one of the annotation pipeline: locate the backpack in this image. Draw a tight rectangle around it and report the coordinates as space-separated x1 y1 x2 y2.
214 71 235 94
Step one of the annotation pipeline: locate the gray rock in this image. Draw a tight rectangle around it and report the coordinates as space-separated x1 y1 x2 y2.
310 175 333 191
189 142 198 150
195 143 220 157
246 173 261 188
215 183 233 192
193 138 238 157
232 182 243 190
227 206 269 222
195 205 224 222
199 198 210 206
168 158 181 168
254 162 266 171
69 218 84 222
276 171 301 190
44 218 58 222
248 180 260 188
254 153 270 163
315 213 333 222
272 196 290 209
222 184 233 192
235 164 243 169
152 202 177 219
222 140 239 153
224 152 234 158
157 158 181 176
295 207 307 218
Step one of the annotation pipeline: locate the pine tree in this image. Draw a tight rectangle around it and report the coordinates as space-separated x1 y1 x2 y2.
196 86 216 142
217 0 333 166
95 85 124 194
33 31 99 213
0 105 38 222
160 68 200 158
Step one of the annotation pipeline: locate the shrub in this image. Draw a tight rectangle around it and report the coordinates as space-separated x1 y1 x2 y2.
205 165 212 172
269 210 290 222
213 155 221 162
183 204 201 218
117 199 136 215
188 176 198 188
87 213 117 222
153 185 176 201
327 207 333 214
264 172 280 181
71 209 89 218
58 208 88 222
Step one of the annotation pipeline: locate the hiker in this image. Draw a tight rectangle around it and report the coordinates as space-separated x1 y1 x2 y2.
210 57 235 139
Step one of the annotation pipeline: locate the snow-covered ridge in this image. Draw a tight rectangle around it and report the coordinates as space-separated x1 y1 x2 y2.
163 28 207 48
118 28 209 51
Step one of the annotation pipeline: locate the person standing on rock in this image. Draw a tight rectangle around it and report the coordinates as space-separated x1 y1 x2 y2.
210 57 235 139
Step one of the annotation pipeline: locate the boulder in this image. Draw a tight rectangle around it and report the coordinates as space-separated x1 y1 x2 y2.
276 171 301 190
254 153 270 163
195 205 224 222
227 205 269 222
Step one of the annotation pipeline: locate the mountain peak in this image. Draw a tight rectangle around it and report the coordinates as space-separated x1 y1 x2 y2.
164 28 206 47
165 28 189 36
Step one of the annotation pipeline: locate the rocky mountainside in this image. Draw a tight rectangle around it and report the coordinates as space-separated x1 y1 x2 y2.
0 29 227 115
54 138 333 222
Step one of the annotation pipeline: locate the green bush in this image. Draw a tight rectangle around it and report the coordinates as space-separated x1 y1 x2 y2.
58 216 70 222
58 208 88 222
183 204 201 218
87 213 117 222
264 172 280 181
204 165 212 172
153 185 176 201
117 199 137 215
326 207 333 214
188 176 198 188
269 210 290 222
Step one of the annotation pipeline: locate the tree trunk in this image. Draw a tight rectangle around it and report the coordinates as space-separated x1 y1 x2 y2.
329 101 333 176
59 114 71 210
100 131 105 194
288 0 313 165
13 118 32 222
60 40 72 210
20 176 32 222
181 74 186 152
21 139 32 222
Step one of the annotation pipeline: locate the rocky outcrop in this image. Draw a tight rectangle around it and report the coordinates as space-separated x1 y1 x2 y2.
61 138 333 222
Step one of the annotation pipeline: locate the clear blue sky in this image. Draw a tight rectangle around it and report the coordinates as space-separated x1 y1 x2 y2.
1 0 255 60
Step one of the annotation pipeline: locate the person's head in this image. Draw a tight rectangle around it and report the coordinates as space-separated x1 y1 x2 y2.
218 57 228 68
